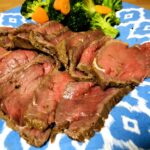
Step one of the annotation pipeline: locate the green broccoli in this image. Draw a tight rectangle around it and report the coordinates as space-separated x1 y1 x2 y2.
104 11 120 26
64 0 97 32
90 12 119 38
112 0 122 11
83 0 119 38
64 0 120 37
102 0 122 11
21 0 48 19
64 2 91 32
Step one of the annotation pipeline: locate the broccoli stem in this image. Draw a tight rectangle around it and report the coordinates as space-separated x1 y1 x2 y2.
102 0 122 11
102 0 113 9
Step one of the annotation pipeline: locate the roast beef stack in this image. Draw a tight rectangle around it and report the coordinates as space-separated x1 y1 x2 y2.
0 21 150 147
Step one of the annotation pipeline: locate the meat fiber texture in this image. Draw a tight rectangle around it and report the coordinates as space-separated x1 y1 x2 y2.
0 21 150 147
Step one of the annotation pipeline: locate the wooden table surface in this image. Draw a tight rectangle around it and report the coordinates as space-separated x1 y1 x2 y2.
0 0 150 12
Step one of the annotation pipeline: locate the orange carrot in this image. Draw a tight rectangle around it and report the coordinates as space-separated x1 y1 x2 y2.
53 0 70 15
53 0 62 11
95 5 112 14
32 7 49 24
61 0 70 15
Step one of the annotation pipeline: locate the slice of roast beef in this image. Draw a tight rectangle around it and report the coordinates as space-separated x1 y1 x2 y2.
0 27 16 35
62 81 94 100
24 71 73 130
12 23 39 49
0 109 51 147
54 85 131 141
67 30 105 80
20 127 51 147
92 40 150 88
139 42 150 75
44 26 70 42
29 21 65 55
51 30 74 69
0 24 38 50
77 36 111 74
0 49 37 78
0 47 7 53
0 49 56 147
0 54 56 125
0 27 16 49
35 21 64 35
0 47 10 58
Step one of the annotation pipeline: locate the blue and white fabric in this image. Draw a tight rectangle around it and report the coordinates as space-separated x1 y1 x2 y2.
0 2 150 150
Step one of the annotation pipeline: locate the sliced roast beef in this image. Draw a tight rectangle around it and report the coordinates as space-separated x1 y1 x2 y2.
139 42 150 75
30 21 65 55
67 30 105 80
0 27 16 35
50 30 73 45
19 126 51 147
0 27 16 49
0 49 37 78
34 21 64 35
77 36 111 74
0 47 7 53
0 47 10 58
12 23 39 49
0 54 55 125
1 20 150 148
0 108 51 147
92 40 150 88
0 24 38 50
51 30 74 68
24 71 73 130
0 106 51 147
54 83 131 141
63 81 94 100
0 49 56 147
29 21 75 69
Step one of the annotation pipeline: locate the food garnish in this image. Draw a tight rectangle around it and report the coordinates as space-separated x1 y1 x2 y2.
21 0 122 38
31 7 49 24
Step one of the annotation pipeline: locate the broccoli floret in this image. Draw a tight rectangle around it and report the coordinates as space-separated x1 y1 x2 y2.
83 0 97 15
102 0 122 11
21 0 47 19
48 0 65 22
65 2 91 32
112 0 122 11
80 0 119 38
65 0 119 37
90 12 119 38
104 11 120 25
64 0 97 32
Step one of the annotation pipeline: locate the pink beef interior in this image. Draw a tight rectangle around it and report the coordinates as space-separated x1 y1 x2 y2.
95 40 148 82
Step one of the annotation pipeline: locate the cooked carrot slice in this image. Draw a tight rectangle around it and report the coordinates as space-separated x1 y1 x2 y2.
95 5 112 14
53 0 62 11
53 0 70 15
61 0 70 15
32 7 49 24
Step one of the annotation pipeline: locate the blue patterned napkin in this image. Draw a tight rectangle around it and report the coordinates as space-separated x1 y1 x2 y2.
0 2 150 150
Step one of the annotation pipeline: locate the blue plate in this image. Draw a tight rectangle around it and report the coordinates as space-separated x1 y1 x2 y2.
0 2 150 150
